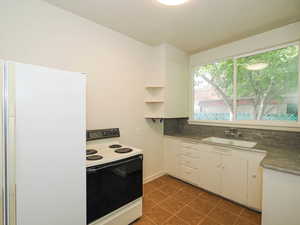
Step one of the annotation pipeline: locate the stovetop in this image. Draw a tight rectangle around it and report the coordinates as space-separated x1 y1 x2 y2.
85 141 143 167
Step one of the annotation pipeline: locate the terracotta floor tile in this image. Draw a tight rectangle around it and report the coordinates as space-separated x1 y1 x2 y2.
181 184 205 196
147 190 168 203
160 196 186 214
236 217 260 225
143 196 157 214
148 177 167 188
173 190 197 204
177 206 205 225
166 178 188 189
159 184 179 196
188 198 215 215
158 175 175 183
208 207 238 225
132 216 156 225
217 199 244 215
198 192 222 205
199 217 222 225
145 205 172 225
163 215 189 225
240 209 261 224
144 182 158 195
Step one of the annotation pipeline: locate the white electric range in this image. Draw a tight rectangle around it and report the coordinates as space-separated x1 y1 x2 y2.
86 139 143 168
86 128 143 225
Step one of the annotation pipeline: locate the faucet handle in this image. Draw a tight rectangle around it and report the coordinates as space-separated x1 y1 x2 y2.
224 130 231 136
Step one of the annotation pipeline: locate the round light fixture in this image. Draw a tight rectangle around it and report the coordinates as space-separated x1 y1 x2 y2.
157 0 189 6
246 63 269 71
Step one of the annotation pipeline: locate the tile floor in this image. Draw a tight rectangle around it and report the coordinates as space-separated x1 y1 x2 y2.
132 175 261 225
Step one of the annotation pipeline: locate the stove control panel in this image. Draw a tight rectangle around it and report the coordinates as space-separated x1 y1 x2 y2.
87 128 120 141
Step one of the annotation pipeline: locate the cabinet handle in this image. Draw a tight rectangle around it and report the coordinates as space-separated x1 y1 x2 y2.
252 175 257 178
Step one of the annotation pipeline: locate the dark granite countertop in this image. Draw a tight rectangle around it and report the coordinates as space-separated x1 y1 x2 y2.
165 133 300 176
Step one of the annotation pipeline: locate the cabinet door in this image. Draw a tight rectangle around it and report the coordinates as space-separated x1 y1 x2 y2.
248 154 264 210
179 165 199 185
163 137 180 177
198 150 222 195
221 153 248 205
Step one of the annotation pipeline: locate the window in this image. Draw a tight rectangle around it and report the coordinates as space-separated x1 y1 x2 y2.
194 59 233 121
192 43 299 127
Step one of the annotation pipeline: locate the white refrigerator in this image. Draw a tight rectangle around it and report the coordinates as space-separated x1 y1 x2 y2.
0 61 86 225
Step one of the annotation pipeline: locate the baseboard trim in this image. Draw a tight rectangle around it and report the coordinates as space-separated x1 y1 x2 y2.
143 171 165 184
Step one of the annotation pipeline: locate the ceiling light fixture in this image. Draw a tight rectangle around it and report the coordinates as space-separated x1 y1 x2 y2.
157 0 189 6
246 63 269 71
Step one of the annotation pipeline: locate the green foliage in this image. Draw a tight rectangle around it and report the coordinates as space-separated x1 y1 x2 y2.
194 44 299 120
237 45 299 100
197 59 234 97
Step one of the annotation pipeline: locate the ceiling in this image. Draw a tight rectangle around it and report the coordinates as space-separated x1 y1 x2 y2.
44 0 300 54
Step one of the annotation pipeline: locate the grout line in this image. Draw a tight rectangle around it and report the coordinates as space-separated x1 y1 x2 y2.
144 176 261 225
233 207 246 225
198 198 222 225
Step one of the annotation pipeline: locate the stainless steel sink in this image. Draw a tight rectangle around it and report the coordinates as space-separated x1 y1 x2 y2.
201 137 257 148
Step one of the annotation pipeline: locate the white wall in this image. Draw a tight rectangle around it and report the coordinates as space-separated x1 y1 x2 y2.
190 22 300 67
0 0 164 180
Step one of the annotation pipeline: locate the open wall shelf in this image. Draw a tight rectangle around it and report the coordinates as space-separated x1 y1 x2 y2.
144 100 164 103
144 85 165 119
145 85 165 89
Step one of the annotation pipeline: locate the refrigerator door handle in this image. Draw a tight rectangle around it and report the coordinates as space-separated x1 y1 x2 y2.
3 62 16 225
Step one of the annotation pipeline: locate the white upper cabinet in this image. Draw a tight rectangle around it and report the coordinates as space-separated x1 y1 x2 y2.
145 44 188 119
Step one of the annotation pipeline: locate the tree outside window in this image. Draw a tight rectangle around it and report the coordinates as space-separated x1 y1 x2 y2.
193 44 299 122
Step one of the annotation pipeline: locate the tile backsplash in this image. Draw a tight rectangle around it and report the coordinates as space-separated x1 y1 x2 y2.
164 118 300 148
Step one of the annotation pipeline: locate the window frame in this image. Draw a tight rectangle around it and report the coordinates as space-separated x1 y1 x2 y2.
189 41 300 131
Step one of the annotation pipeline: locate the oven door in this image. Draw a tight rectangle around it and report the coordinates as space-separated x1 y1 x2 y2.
86 154 143 224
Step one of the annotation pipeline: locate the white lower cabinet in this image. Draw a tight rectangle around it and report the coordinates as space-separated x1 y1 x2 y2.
198 149 222 195
179 165 199 185
163 137 265 211
247 153 264 209
221 152 248 205
198 145 247 205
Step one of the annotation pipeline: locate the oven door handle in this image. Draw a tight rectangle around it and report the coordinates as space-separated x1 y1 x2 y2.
86 167 102 174
87 155 143 174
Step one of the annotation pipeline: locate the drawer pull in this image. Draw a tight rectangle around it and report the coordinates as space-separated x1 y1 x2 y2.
252 175 257 178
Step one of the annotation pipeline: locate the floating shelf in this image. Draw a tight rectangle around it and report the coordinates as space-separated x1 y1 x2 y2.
145 85 164 89
144 115 164 118
144 100 164 103
144 115 164 123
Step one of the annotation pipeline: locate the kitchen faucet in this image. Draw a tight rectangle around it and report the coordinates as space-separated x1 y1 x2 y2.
224 128 242 138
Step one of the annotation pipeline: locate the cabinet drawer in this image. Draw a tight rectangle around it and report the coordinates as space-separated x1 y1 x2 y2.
180 156 199 169
180 165 198 185
180 147 200 158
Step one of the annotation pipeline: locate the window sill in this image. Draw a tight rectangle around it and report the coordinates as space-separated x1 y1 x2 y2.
188 120 300 132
